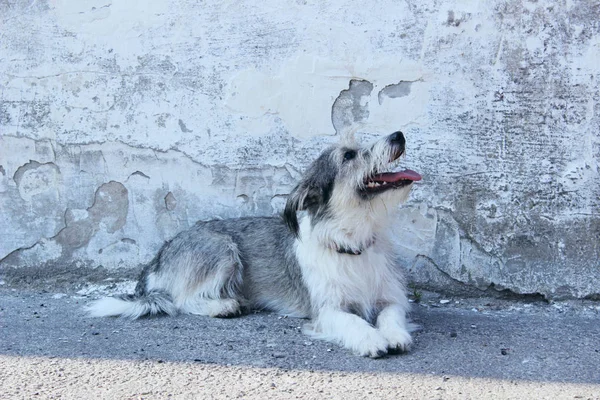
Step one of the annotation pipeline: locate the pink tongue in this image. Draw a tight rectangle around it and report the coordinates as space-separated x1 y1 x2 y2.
373 169 422 182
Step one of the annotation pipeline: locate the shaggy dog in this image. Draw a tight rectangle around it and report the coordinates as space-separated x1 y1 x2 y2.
87 131 421 358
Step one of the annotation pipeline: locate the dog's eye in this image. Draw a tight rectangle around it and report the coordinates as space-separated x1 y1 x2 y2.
343 150 356 162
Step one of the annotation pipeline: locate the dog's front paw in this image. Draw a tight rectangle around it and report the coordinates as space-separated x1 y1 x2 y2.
354 331 389 358
381 327 412 354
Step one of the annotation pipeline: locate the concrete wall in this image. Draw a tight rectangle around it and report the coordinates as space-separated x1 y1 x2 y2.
1 0 599 299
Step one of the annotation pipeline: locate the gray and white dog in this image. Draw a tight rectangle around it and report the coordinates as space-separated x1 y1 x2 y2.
87 131 422 358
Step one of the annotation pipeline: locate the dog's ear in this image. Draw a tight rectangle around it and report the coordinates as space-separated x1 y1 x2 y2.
283 148 337 237
284 178 332 237
283 181 312 237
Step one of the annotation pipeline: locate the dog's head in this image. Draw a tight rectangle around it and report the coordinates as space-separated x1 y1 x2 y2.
284 131 421 237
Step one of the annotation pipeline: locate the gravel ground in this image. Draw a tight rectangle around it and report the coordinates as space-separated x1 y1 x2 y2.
1 287 599 399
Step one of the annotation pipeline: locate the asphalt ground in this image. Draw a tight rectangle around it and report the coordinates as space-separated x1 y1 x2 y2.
1 288 599 399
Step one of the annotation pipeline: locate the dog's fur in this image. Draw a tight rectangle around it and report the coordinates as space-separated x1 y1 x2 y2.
87 131 421 358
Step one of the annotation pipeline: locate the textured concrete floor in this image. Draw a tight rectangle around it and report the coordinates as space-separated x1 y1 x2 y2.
1 289 599 399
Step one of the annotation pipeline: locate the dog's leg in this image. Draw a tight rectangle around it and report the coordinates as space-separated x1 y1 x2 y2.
306 308 389 358
376 303 413 353
183 298 241 318
175 240 244 318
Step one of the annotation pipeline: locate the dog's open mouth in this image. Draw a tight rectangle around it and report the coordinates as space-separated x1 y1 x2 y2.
363 169 422 193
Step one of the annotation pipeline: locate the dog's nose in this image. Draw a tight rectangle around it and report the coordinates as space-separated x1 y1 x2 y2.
389 131 406 147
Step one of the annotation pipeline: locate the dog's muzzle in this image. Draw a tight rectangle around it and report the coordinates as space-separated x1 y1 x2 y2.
361 131 422 194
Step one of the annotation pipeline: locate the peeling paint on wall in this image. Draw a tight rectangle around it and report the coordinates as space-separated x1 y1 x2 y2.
378 81 414 105
331 79 374 135
1 0 599 299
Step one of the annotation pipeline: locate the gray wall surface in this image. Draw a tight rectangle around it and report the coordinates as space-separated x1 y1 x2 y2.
1 0 599 299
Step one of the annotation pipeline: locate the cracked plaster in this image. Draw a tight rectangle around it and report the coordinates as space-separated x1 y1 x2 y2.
1 0 599 299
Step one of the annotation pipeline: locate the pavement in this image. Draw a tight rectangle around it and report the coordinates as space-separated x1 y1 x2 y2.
1 286 599 399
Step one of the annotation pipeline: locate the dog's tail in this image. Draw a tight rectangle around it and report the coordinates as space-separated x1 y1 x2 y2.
85 291 177 319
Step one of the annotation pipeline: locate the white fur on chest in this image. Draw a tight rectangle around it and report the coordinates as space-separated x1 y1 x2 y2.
295 217 403 314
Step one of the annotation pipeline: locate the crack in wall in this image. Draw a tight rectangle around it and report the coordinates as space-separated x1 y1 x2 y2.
13 160 61 185
1 133 213 169
0 241 40 266
128 171 150 180
178 119 193 133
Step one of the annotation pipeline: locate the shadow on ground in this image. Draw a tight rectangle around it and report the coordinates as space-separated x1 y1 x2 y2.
1 289 599 384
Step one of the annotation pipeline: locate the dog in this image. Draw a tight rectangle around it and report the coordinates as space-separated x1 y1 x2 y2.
87 131 422 358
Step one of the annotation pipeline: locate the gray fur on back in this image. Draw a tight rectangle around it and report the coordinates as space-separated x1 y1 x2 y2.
137 216 311 318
